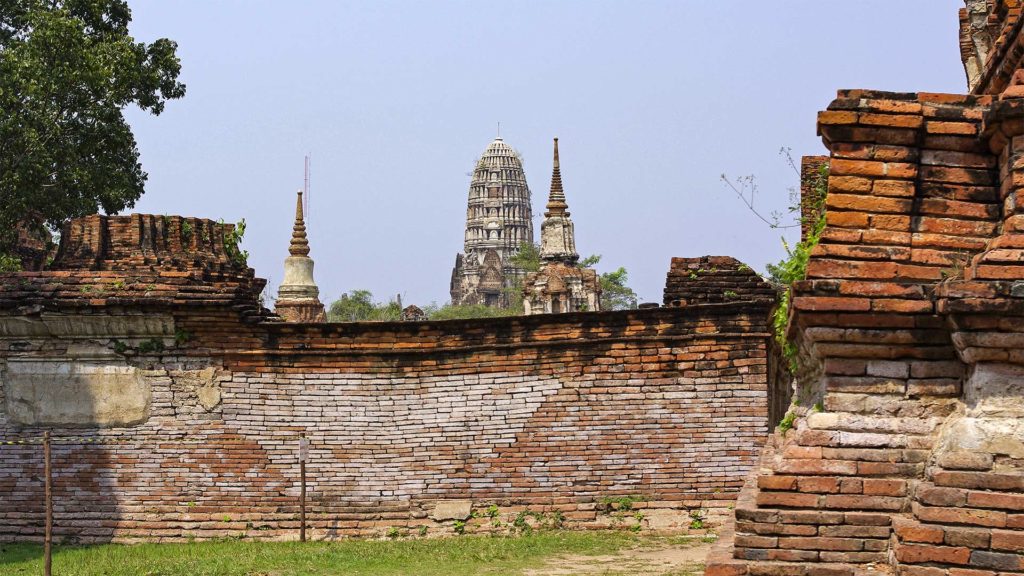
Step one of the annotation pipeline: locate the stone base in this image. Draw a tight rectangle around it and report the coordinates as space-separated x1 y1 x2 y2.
274 299 325 323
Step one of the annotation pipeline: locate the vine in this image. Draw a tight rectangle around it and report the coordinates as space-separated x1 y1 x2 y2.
766 162 829 372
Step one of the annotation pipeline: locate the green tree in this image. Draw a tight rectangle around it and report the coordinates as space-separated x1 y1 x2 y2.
592 261 639 311
0 0 185 258
421 302 516 321
327 290 401 322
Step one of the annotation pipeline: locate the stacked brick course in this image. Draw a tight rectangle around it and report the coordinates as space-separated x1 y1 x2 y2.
664 256 776 308
0 215 777 542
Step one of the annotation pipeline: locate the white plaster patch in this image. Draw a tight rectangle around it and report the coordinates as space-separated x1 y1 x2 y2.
3 360 151 426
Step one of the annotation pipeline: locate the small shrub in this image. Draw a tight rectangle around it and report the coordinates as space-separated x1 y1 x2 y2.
137 338 165 354
0 253 22 272
453 519 466 535
174 329 192 346
222 218 249 267
689 509 706 530
778 411 796 435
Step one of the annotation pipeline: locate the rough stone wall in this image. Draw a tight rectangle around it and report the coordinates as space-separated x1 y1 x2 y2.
706 87 1024 575
0 216 777 542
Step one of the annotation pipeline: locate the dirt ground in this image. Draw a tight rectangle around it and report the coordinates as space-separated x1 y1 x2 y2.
523 536 712 576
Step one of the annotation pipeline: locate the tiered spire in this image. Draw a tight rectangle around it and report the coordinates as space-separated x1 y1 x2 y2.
539 138 578 264
289 190 310 256
545 138 569 217
275 189 325 322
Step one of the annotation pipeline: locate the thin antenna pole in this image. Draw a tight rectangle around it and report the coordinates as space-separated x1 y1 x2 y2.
497 121 501 139
303 155 310 220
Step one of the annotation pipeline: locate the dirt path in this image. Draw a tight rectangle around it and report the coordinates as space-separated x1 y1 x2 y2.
523 536 711 576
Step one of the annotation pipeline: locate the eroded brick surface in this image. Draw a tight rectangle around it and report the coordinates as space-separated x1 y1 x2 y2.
0 216 776 541
707 5 1024 572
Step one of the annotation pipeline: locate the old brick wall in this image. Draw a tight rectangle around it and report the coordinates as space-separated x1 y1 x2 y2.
706 87 1024 575
0 216 776 542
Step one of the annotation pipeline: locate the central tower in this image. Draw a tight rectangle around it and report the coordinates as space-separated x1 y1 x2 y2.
450 136 534 307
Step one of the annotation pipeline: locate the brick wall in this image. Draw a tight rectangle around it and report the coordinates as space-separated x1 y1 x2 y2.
663 256 776 308
706 86 1024 575
0 216 777 542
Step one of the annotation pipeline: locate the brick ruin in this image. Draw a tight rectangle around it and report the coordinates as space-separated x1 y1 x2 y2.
706 3 1024 575
0 214 780 542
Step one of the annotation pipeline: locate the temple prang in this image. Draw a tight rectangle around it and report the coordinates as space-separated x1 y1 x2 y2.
450 136 534 308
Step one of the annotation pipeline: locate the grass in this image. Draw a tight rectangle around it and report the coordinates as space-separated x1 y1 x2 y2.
0 531 653 576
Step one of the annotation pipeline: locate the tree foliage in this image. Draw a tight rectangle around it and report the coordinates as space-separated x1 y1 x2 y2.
0 0 185 253
327 290 401 322
421 303 516 321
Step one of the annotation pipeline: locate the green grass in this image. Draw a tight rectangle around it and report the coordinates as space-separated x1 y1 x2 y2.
0 531 646 576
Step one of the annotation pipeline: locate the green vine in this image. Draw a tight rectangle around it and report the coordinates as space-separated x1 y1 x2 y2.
767 163 829 372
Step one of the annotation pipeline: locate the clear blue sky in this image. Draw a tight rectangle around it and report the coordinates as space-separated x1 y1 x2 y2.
125 0 966 307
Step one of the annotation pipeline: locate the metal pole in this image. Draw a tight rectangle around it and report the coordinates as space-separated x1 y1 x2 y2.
299 433 307 542
43 431 51 576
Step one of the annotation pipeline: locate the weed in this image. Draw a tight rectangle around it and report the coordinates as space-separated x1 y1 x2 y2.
778 411 796 435
385 527 401 539
599 495 645 512
689 509 706 530
137 338 165 354
723 290 738 299
174 329 192 346
453 520 466 535
111 339 128 355
631 511 644 532
549 510 564 529
418 525 428 537
512 512 532 534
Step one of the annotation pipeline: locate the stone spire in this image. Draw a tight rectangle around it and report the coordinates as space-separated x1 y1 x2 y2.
539 138 578 265
545 138 568 217
288 191 310 257
274 190 326 322
522 138 600 314
450 134 534 308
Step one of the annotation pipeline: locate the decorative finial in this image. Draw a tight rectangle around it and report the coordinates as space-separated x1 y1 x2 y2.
289 189 310 256
546 137 567 216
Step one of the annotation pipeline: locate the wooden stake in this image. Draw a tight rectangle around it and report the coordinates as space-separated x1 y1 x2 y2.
299 433 307 542
43 431 52 576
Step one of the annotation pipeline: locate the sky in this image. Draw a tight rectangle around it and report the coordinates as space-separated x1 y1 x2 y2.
124 0 967 307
